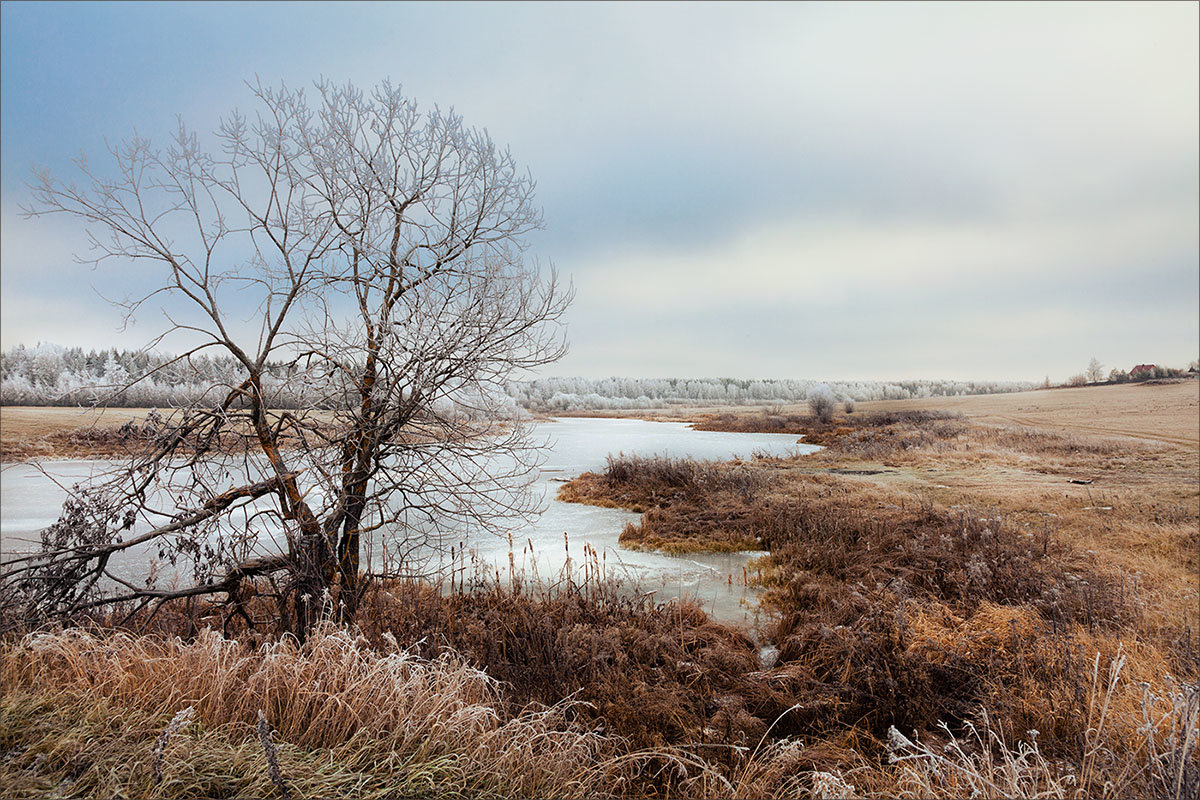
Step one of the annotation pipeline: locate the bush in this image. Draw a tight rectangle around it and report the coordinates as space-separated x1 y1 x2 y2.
844 399 856 415
1109 369 1129 383
808 387 836 424
1067 374 1088 387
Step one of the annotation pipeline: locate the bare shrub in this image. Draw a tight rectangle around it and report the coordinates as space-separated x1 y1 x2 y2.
808 389 836 424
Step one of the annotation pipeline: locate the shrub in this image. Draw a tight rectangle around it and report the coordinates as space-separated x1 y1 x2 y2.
844 399 856 415
808 386 836 424
1067 374 1088 387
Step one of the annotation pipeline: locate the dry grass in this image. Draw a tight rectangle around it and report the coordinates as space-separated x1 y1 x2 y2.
850 381 1200 451
3 600 1196 799
693 398 1197 635
351 577 771 751
0 406 168 460
0 405 507 461
1 622 622 799
691 408 962 439
629 382 1199 450
0 406 266 461
559 454 769 552
887 657 1200 800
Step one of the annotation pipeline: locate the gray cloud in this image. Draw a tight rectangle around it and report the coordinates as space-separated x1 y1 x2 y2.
2 1 1196 382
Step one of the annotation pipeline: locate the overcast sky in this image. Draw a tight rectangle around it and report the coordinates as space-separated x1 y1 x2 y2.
2 1 1196 382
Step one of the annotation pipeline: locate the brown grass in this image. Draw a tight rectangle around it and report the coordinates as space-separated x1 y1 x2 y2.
0 406 166 459
558 454 769 552
610 381 1199 450
1 621 624 798
0 405 508 461
564 451 1193 750
3 585 1196 799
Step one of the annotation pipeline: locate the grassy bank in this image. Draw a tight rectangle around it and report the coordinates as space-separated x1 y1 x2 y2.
3 574 1197 799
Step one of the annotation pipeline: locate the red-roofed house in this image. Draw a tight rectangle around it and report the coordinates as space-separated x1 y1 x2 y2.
1130 364 1157 379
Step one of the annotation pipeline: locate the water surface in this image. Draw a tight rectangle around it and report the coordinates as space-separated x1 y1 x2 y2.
1 417 817 624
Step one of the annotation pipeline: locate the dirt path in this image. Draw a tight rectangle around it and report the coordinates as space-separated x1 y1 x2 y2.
981 412 1198 449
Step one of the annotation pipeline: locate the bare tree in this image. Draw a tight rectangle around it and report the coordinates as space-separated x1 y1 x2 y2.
1086 357 1104 384
3 81 571 634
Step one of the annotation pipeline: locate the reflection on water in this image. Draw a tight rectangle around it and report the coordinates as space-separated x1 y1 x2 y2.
1 417 818 625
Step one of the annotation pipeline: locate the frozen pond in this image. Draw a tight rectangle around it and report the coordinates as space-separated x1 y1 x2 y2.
1 417 818 624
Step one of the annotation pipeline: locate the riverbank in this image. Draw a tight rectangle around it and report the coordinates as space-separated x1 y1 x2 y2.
560 385 1198 636
4 569 1195 799
0 406 516 462
2 384 1197 797
0 406 331 461
547 383 1199 797
553 380 1199 449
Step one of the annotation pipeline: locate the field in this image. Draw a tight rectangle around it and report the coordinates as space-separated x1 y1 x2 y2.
0 406 166 459
0 406 345 461
2 381 1198 798
568 381 1198 448
851 381 1199 449
556 380 1199 796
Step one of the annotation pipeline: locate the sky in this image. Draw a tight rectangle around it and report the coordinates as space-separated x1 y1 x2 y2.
2 1 1197 383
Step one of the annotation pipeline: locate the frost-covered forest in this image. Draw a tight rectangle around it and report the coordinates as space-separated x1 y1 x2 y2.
2 343 1036 410
505 376 1034 409
0 343 312 408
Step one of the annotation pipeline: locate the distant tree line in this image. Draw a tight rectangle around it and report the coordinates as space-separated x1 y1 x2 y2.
3 344 1042 410
0 343 528 418
0 343 313 407
1107 365 1191 383
504 376 1038 411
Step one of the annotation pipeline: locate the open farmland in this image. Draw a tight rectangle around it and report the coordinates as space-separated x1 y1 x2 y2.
853 381 1199 449
571 381 1198 449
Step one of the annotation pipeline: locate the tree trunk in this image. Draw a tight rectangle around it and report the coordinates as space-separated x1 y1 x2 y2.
336 491 366 621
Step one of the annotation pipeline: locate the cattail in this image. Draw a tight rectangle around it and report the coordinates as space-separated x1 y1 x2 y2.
257 709 291 799
151 706 195 784
508 532 516 588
